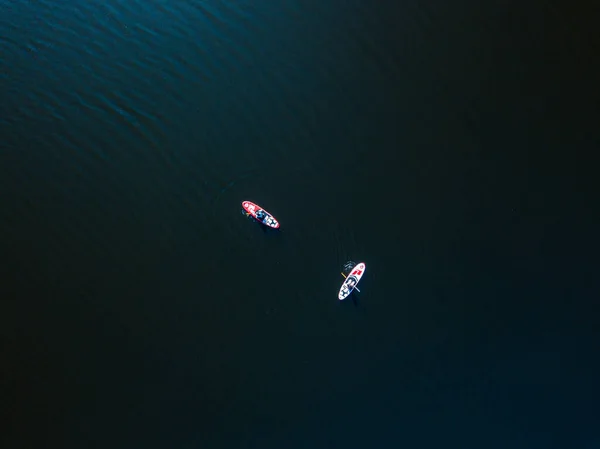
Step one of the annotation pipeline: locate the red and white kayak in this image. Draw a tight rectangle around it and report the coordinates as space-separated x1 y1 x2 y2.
242 201 280 229
338 262 366 300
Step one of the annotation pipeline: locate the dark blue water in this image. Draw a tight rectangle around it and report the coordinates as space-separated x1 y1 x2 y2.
2 1 599 448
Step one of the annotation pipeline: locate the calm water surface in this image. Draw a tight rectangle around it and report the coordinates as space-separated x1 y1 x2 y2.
1 0 598 448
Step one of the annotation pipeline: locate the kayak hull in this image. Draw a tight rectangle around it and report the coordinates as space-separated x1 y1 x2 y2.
242 201 280 229
338 262 366 300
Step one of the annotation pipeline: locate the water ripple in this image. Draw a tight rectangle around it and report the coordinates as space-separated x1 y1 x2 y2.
2 0 419 271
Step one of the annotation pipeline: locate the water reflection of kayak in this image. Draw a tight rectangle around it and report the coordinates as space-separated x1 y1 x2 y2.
338 262 365 300
241 200 280 229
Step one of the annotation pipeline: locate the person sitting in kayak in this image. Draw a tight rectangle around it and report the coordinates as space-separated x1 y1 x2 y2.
346 278 356 289
256 209 267 222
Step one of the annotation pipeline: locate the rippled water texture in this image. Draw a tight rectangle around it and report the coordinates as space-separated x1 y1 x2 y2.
2 0 598 448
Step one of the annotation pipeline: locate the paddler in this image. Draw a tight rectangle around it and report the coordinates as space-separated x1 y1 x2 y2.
256 209 267 222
